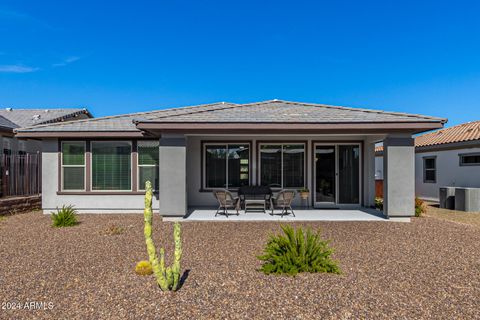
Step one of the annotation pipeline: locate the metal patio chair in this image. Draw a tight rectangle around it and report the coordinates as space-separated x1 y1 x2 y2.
213 189 240 217
270 190 296 217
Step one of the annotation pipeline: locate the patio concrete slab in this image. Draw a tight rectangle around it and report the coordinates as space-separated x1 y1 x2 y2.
183 208 387 221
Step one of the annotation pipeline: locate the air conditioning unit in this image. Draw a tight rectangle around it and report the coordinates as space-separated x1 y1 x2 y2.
439 187 455 210
454 187 480 212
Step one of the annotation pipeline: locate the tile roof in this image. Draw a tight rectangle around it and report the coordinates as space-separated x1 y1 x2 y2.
139 100 446 123
0 115 19 131
0 108 91 128
16 102 237 132
375 120 480 153
415 120 480 148
15 99 446 133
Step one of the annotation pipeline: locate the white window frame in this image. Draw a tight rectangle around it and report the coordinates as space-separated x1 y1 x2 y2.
258 142 306 189
137 140 159 191
61 141 86 192
202 142 250 190
90 140 133 192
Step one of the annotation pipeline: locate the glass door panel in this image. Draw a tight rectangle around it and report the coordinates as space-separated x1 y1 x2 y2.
315 146 336 203
338 145 360 204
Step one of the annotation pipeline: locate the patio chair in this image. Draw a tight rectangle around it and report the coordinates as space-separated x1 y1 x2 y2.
270 190 296 217
213 190 240 217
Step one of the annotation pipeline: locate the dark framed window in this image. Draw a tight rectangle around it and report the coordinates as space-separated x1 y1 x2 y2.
91 141 132 191
204 143 250 189
138 140 159 191
61 141 86 191
459 152 480 166
423 156 436 183
259 143 305 188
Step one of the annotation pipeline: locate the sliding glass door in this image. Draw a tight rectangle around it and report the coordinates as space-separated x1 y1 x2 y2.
338 145 360 204
314 146 336 203
314 144 361 206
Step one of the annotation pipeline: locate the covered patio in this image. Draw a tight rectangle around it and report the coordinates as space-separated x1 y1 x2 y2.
183 207 387 221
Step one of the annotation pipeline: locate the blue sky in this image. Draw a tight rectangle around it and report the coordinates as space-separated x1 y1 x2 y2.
1 1 479 127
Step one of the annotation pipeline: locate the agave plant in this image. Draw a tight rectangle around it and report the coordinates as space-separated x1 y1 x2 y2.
258 225 340 276
51 205 78 227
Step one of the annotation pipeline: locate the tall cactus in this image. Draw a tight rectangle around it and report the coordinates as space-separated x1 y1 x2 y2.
143 181 182 291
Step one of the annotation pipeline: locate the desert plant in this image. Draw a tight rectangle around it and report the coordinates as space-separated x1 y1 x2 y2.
258 225 340 276
143 181 183 291
375 197 384 210
102 224 125 236
415 197 426 217
135 260 153 276
51 205 78 227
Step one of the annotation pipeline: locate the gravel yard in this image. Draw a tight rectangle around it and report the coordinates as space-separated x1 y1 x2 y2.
1 212 479 319
424 202 480 228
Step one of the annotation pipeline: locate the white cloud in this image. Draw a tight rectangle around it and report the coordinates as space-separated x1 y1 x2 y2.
0 64 39 73
52 56 81 67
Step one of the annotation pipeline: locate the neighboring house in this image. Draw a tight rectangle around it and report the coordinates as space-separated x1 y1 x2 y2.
15 100 446 219
375 120 480 201
0 108 92 155
0 108 92 197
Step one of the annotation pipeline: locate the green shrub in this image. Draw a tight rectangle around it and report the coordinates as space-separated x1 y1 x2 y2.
375 197 384 210
257 225 340 276
415 197 426 217
51 205 78 227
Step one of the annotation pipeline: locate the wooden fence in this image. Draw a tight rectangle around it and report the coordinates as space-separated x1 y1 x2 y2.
1 153 41 197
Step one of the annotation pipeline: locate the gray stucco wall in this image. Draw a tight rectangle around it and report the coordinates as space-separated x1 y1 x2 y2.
415 147 480 201
41 134 384 214
186 134 382 208
41 139 159 214
383 137 415 217
159 135 187 216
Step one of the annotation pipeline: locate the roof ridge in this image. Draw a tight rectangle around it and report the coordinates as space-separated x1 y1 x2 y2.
14 102 236 131
140 102 242 121
259 99 447 122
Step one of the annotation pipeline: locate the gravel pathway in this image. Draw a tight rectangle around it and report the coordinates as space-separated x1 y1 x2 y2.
1 212 479 319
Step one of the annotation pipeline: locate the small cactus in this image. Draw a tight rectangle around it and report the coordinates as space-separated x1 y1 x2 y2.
135 260 153 276
143 181 183 291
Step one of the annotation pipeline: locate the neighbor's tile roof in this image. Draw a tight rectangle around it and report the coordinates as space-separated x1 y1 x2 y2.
15 99 446 133
0 108 90 128
415 120 480 148
375 120 480 153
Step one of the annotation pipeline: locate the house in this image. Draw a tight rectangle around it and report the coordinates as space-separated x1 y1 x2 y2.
14 100 446 219
375 120 480 201
0 108 92 198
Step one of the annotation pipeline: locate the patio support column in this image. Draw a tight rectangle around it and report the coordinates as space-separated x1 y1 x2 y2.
159 134 187 217
383 136 415 219
363 137 377 208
